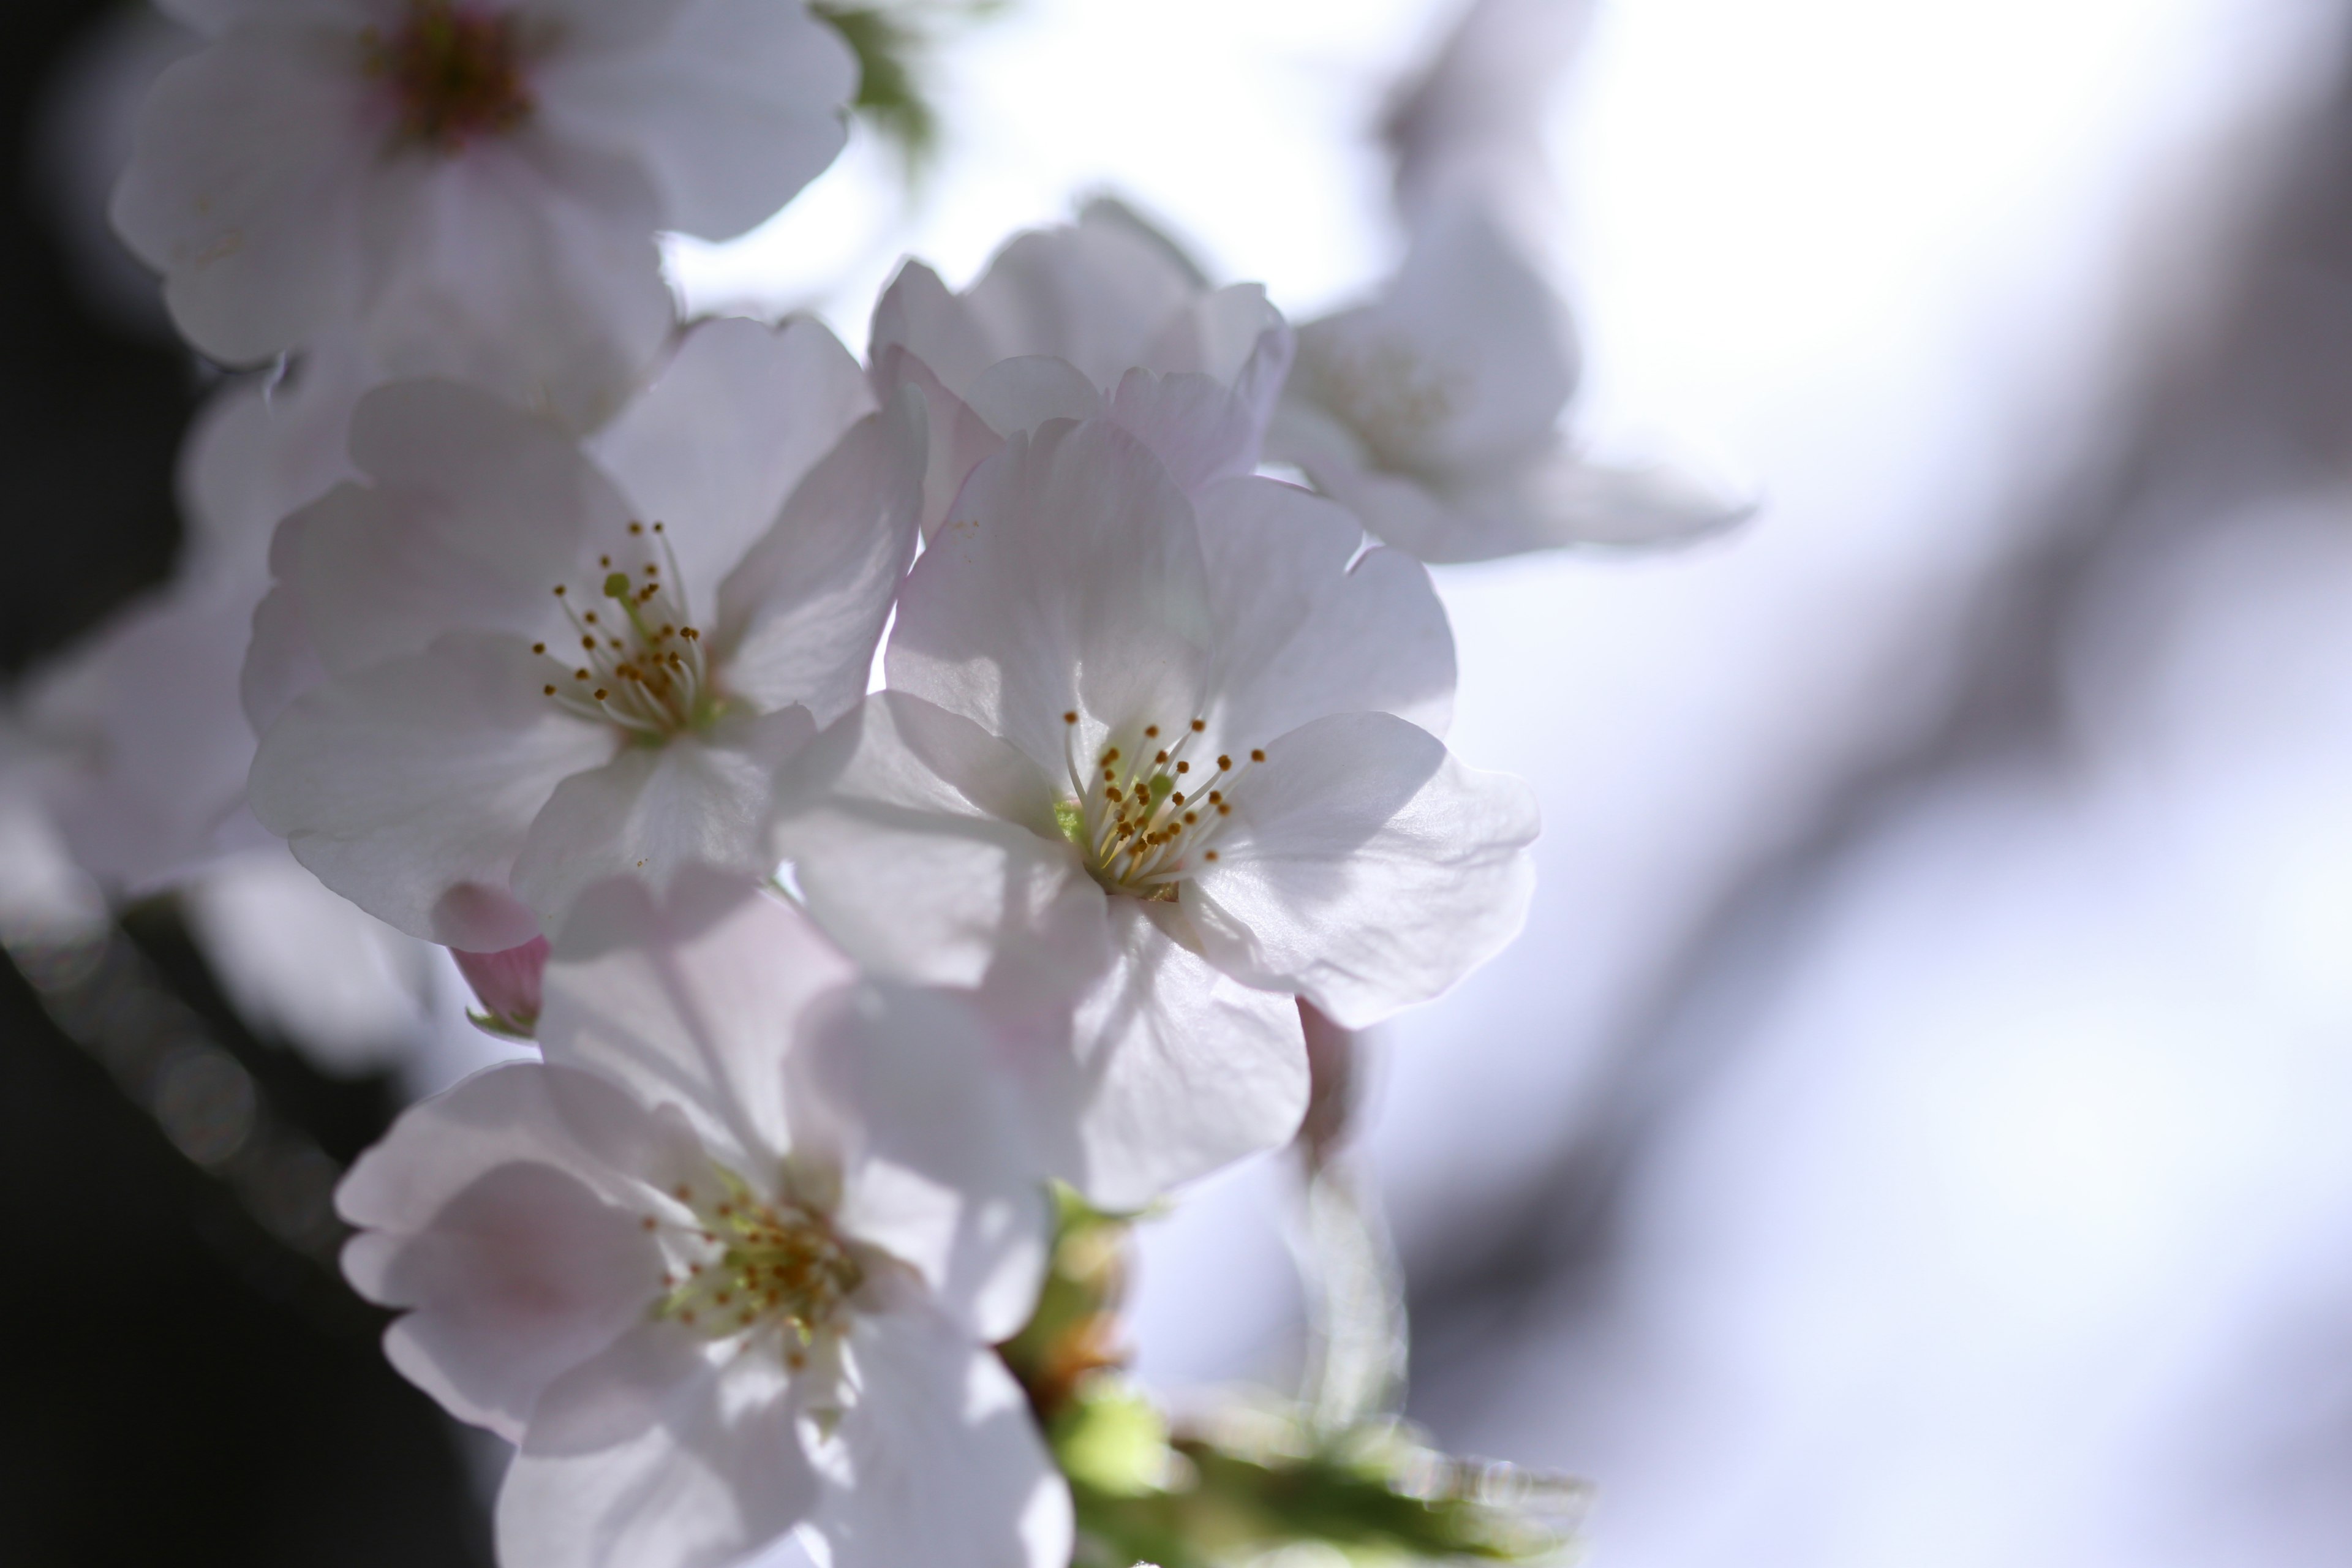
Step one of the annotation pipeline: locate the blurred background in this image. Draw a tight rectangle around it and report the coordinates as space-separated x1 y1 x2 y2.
9 0 2352 1562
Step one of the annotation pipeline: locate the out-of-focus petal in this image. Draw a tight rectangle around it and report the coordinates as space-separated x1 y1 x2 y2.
108 25 372 363
532 0 853 241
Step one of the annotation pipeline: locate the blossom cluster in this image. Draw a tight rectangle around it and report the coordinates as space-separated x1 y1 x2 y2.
29 2 1744 1565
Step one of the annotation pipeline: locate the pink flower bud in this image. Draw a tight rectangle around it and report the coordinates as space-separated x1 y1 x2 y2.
451 936 549 1039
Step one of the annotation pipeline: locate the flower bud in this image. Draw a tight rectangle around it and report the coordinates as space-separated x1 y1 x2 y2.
451 935 548 1039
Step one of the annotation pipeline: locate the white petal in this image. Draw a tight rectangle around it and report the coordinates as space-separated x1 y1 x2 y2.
1049 899 1308 1209
888 420 1212 770
178 336 372 571
771 693 1105 990
1103 368 1260 493
795 985 1050 1341
1488 448 1755 552
531 0 853 240
374 1162 662 1443
339 1060 676 1438
247 632 618 948
714 392 924 725
540 869 860 1172
870 259 997 400
510 706 816 930
959 355 1104 437
960 221 1197 390
1190 475 1456 742
109 26 373 363
500 1325 817 1568
870 342 1005 541
277 379 636 678
31 570 263 891
590 316 874 594
356 132 674 431
1185 710 1539 1028
1349 202 1576 469
809 1286 1069 1568
184 843 434 1076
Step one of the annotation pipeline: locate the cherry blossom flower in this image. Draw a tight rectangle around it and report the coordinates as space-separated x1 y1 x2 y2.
869 203 1294 534
115 0 856 427
246 316 921 951
340 871 1068 1568
1267 200 1748 564
772 418 1539 1206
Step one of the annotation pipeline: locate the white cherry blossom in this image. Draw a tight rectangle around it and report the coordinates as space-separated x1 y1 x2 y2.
772 417 1539 1206
339 871 1068 1568
115 0 856 427
1267 200 1748 564
246 316 921 951
869 203 1294 534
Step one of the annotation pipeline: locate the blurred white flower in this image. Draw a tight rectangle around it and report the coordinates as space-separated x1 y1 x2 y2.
246 316 921 951
870 203 1294 535
774 418 1538 1207
113 0 856 428
1267 201 1748 564
1382 0 1595 248
26 338 372 894
341 870 1068 1568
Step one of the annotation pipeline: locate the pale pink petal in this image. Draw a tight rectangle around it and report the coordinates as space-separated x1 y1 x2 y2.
1190 475 1455 742
959 355 1103 437
510 705 816 928
499 1325 816 1568
369 1160 663 1442
277 379 636 678
808 1283 1069 1568
1185 710 1539 1028
355 131 673 431
794 985 1050 1341
109 25 374 363
589 316 874 595
887 420 1212 772
771 693 1104 990
1047 899 1308 1209
714 391 924 725
247 632 619 948
532 0 854 240
538 869 859 1171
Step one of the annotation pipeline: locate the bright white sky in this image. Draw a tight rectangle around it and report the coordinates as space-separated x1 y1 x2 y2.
687 2 2352 1563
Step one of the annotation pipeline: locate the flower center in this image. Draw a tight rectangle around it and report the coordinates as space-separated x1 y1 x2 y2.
537 521 718 742
365 0 533 154
1057 712 1264 899
648 1169 862 1356
1301 334 1461 473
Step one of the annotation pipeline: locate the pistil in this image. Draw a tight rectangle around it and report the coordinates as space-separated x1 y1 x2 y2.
539 522 717 741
